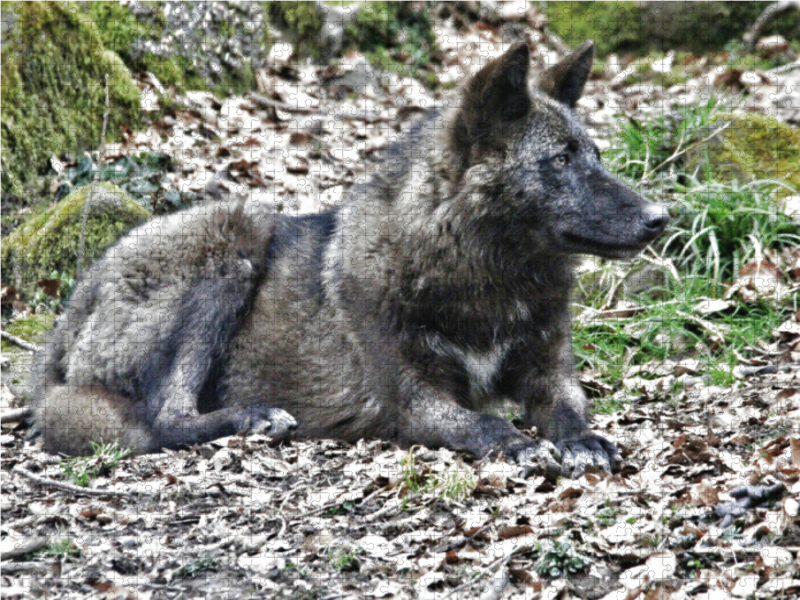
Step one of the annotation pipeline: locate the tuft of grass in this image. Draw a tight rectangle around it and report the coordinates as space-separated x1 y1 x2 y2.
605 95 724 186
328 545 362 572
39 538 81 560
595 507 626 527
346 2 439 86
59 441 131 487
428 464 477 502
399 449 426 494
399 449 476 502
664 178 800 288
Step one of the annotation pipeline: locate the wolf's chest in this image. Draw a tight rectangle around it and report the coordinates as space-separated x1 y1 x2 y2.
460 344 509 394
425 332 510 397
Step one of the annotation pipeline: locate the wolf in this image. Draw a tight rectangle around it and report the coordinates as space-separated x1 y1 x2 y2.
31 41 668 478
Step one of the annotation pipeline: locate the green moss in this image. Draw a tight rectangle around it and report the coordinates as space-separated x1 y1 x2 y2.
267 1 324 59
268 1 438 84
1 183 150 292
545 2 799 57
1 2 141 195
83 1 165 54
694 114 800 197
546 2 642 57
0 314 55 353
348 2 438 84
85 1 266 97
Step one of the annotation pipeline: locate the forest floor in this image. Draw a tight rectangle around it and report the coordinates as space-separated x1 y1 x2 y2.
2 4 800 599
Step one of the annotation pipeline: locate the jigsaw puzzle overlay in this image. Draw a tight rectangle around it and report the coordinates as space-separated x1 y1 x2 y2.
2 2 800 599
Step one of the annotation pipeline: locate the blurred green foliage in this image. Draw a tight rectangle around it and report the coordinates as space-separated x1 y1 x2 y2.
545 1 800 57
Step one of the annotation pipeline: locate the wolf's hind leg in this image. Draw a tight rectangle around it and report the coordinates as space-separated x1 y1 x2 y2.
38 385 152 456
37 385 296 456
144 258 297 451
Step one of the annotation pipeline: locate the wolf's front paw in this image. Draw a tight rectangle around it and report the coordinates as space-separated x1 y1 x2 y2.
512 440 563 481
239 406 298 440
556 433 620 478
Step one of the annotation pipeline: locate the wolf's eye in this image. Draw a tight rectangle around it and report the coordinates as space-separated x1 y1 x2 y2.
553 154 569 167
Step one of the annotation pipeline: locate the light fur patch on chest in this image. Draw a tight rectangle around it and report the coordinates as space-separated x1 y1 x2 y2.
463 345 508 394
426 333 508 395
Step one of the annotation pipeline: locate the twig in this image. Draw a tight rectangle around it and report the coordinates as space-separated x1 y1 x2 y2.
690 545 800 556
250 92 393 123
99 73 110 174
12 465 137 498
442 549 518 600
747 1 800 52
435 522 494 553
277 515 287 538
364 497 405 523
0 330 39 352
0 537 49 561
78 73 110 276
0 407 33 424
639 134 652 185
769 61 800 75
0 561 47 574
288 501 337 520
145 583 187 593
480 570 510 600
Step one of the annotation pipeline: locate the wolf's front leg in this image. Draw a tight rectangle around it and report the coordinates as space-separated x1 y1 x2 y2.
394 375 563 480
520 374 620 478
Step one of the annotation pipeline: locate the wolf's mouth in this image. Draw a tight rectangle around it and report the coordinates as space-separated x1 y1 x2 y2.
561 232 646 256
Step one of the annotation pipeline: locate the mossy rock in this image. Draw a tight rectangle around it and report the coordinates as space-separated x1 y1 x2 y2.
268 1 437 82
1 183 150 293
1 2 141 195
85 2 267 98
268 1 324 59
688 114 800 197
545 2 799 57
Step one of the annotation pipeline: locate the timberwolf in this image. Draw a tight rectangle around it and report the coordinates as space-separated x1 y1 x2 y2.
31 41 668 478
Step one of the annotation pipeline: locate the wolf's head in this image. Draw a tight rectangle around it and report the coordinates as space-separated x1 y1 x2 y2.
448 41 668 260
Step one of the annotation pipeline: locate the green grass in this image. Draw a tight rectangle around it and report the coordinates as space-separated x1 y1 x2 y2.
576 95 800 402
665 179 800 286
59 441 131 487
399 449 476 502
328 545 362 572
428 464 477 502
595 507 626 527
0 314 56 353
39 538 81 560
605 95 723 185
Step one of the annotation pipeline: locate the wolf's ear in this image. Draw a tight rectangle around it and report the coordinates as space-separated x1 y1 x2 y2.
451 43 531 171
539 41 594 108
461 42 532 128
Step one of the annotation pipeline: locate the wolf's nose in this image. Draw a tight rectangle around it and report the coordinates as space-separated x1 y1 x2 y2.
642 206 670 233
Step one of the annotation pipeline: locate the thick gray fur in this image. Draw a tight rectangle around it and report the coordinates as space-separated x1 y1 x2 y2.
31 41 668 478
